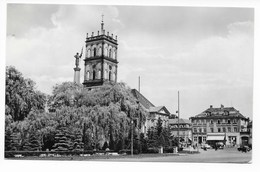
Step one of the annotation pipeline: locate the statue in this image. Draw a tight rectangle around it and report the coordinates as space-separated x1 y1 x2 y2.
74 47 83 68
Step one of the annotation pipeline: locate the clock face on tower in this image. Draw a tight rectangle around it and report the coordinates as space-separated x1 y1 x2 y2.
83 19 118 88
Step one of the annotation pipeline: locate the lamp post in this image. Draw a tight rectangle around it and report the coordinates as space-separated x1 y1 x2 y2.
131 111 133 156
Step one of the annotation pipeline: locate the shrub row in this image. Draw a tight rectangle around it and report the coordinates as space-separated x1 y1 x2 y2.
5 150 116 158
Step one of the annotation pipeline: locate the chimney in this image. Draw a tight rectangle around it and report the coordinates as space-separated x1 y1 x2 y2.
210 105 213 108
221 104 224 108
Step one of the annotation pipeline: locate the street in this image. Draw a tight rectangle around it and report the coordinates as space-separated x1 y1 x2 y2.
95 147 252 163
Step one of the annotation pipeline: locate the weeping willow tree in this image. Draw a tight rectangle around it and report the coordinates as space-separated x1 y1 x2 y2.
47 82 148 151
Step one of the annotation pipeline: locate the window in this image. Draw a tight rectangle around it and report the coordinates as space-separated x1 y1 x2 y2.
199 128 202 133
217 120 221 124
234 127 237 132
194 128 197 133
194 137 198 142
87 49 91 58
98 47 102 56
93 48 97 57
223 127 226 132
109 49 112 58
98 70 101 79
86 71 90 80
233 119 237 124
218 128 221 132
210 128 214 132
109 71 111 81
203 128 206 133
93 70 96 80
228 127 231 132
210 120 213 124
203 137 207 142
227 120 231 124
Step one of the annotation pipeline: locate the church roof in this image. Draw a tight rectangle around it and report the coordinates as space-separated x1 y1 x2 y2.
149 106 171 115
131 89 154 109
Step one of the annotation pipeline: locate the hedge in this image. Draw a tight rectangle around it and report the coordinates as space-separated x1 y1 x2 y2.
5 150 117 158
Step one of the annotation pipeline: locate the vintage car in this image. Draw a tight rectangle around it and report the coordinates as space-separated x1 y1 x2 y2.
237 145 251 153
201 144 212 150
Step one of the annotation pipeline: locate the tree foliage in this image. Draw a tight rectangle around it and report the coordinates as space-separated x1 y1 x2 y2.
5 68 149 152
5 66 46 121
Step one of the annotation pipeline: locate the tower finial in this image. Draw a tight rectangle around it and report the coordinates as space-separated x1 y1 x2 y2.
101 14 104 34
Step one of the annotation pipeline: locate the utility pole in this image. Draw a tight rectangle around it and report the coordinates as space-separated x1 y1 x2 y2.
177 91 180 149
131 111 134 156
138 76 140 93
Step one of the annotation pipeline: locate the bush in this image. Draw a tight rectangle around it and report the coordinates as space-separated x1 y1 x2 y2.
163 147 174 153
4 150 95 158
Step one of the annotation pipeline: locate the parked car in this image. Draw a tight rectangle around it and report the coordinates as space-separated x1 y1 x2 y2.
216 142 224 149
237 145 251 153
201 144 211 150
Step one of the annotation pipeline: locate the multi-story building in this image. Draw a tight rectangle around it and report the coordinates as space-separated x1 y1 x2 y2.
169 118 192 146
190 105 250 147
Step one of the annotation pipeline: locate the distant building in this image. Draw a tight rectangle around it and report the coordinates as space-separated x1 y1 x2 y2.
169 118 192 146
131 89 171 134
190 105 250 147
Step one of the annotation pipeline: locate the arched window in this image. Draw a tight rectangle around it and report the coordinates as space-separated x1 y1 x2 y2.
87 49 91 58
93 48 97 57
98 70 101 79
112 73 115 81
87 71 90 80
98 47 102 56
109 49 112 58
109 71 111 81
93 70 96 80
113 50 116 59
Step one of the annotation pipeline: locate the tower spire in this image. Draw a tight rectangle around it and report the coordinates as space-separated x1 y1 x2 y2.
101 14 104 34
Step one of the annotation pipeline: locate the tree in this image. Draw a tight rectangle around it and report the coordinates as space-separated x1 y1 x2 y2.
5 66 46 121
52 126 73 151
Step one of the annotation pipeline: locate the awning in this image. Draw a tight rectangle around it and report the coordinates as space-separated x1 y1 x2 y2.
207 136 225 141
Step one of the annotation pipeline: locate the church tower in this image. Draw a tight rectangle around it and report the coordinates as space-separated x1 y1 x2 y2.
83 16 118 88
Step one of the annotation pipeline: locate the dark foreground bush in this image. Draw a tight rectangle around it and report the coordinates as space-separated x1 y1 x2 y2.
163 147 174 153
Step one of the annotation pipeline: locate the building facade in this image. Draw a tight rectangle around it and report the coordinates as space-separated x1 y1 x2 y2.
190 105 250 147
169 118 192 147
83 18 118 88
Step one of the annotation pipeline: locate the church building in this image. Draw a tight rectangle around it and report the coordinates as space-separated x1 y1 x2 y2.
82 17 118 88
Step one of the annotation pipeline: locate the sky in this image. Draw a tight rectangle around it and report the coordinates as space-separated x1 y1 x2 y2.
5 3 254 120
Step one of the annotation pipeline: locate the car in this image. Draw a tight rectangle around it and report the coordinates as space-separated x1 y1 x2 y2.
237 145 250 153
201 144 211 150
216 142 224 149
